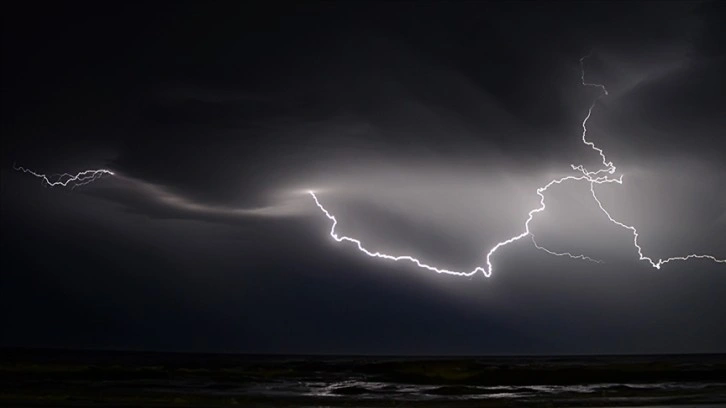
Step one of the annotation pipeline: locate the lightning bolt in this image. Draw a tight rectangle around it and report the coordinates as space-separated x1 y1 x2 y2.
12 55 725 275
531 235 603 264
13 164 114 189
590 182 725 268
309 54 725 276
309 174 619 277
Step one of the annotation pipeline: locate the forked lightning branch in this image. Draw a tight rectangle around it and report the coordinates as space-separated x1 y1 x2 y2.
309 55 725 275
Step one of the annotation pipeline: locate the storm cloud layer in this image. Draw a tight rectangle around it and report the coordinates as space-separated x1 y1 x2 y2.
2 1 725 354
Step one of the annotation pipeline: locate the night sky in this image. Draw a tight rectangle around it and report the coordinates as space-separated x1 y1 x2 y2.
2 1 725 355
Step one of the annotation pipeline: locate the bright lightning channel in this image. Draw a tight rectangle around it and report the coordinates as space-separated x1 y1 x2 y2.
13 164 114 189
309 55 725 276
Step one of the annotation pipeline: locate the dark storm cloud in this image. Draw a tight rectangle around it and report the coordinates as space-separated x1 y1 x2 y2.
2 1 725 354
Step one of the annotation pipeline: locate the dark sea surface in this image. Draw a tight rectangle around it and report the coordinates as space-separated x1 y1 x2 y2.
1 349 725 407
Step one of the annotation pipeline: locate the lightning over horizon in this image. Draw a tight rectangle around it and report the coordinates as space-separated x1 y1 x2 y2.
13 56 726 277
306 55 725 276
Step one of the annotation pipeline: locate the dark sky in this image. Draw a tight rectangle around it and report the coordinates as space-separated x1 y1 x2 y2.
1 1 725 355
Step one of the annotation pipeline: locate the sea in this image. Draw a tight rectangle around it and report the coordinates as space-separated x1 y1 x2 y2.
1 349 725 407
